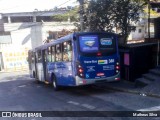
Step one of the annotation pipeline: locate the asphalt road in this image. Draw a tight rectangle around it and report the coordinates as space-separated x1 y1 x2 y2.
0 71 160 120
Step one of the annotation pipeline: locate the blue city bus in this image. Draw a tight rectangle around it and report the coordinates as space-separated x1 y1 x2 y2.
28 32 120 90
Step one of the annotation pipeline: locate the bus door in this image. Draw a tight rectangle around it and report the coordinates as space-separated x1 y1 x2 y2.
34 51 38 79
28 51 32 77
29 51 36 78
42 49 48 81
35 50 44 82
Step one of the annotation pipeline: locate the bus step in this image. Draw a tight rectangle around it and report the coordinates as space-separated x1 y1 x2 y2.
142 73 159 81
149 68 160 76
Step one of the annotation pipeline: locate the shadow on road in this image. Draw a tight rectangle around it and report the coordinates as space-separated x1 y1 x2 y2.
0 72 117 96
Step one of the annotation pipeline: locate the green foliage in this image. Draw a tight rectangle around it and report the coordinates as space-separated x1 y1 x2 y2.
53 7 79 22
81 0 146 44
85 0 115 32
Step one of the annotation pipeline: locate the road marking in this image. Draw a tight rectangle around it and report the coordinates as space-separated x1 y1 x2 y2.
0 80 13 82
67 101 96 110
81 104 95 110
18 85 26 88
67 101 80 105
137 106 160 111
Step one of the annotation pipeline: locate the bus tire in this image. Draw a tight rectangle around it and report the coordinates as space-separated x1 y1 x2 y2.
52 74 59 91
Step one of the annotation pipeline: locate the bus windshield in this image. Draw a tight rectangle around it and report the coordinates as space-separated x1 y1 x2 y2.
78 34 116 56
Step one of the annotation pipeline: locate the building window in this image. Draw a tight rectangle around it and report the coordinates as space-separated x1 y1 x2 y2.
138 29 142 33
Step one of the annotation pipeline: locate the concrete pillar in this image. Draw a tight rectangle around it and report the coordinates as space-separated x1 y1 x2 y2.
31 24 43 49
33 16 36 22
8 16 11 23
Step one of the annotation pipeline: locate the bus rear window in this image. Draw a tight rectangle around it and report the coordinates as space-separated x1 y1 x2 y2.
78 35 116 56
79 35 99 53
99 37 115 51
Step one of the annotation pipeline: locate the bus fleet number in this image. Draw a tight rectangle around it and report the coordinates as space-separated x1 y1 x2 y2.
109 59 114 63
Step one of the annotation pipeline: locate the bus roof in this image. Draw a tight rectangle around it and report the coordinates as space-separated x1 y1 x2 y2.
33 32 118 51
35 33 74 51
74 31 118 36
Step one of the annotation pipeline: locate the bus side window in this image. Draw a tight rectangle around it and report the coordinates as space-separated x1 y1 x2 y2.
62 41 72 62
44 49 47 62
51 46 55 62
48 47 52 62
55 44 62 62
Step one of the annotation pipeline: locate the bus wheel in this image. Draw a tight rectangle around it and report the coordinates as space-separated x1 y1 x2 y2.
52 75 59 91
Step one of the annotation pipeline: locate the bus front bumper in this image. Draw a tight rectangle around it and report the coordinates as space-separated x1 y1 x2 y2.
75 73 120 86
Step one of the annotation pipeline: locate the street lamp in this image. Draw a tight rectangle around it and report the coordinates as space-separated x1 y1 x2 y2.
77 0 84 31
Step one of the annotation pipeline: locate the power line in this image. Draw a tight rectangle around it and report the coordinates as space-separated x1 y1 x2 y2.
0 6 20 12
0 0 36 12
0 0 73 13
57 0 73 8
0 0 76 31
35 0 73 16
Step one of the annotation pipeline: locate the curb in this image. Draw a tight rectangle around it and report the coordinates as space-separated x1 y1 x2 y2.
100 85 160 99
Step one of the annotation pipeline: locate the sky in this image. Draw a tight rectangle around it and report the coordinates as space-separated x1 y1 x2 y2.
0 0 78 13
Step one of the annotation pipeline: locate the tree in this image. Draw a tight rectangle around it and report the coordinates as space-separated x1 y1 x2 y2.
85 0 115 32
80 0 147 44
53 7 79 22
112 0 146 44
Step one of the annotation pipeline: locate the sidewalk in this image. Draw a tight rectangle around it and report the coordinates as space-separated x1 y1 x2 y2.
97 80 160 98
0 69 29 73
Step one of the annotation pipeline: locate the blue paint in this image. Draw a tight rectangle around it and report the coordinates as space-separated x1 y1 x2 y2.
80 54 118 79
29 32 120 87
86 74 90 78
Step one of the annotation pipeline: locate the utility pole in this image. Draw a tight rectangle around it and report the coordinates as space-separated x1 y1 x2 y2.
148 0 151 41
78 0 84 31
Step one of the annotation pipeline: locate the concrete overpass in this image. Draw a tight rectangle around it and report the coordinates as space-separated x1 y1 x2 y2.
0 10 69 23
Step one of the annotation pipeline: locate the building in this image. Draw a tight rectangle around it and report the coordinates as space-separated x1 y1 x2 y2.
127 1 160 44
0 10 76 71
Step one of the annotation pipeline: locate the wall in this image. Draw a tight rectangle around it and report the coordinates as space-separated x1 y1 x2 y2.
128 26 145 41
0 22 75 71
